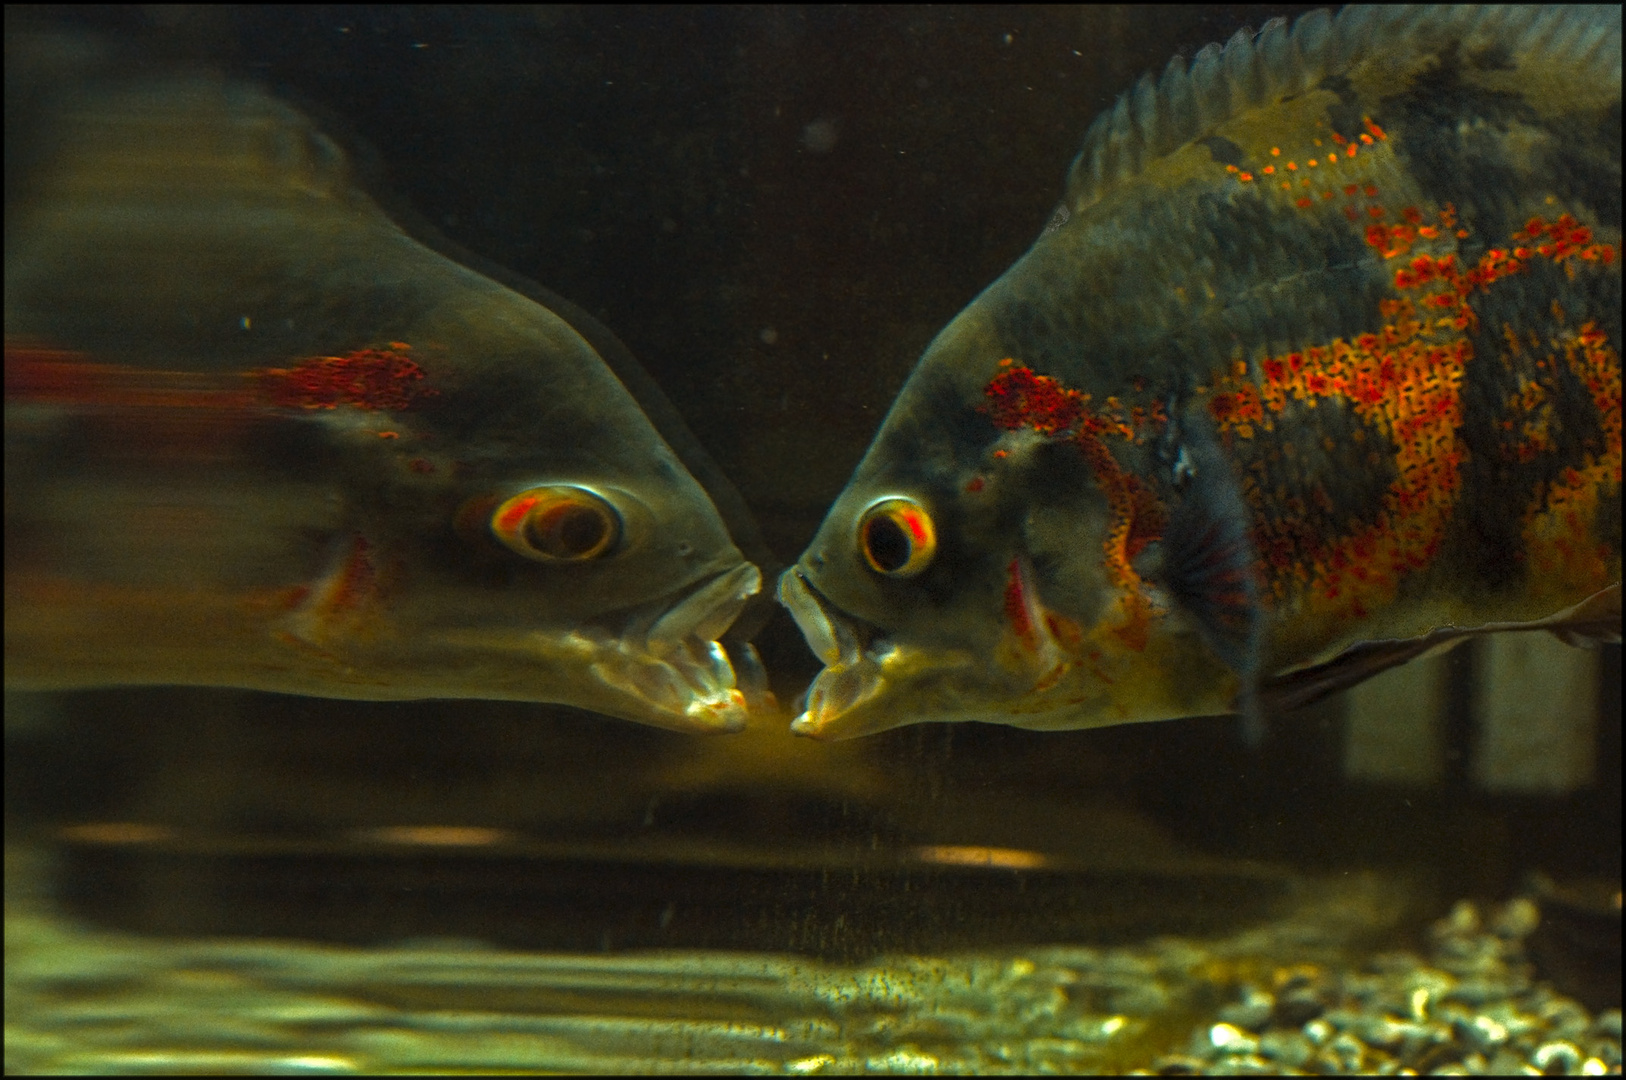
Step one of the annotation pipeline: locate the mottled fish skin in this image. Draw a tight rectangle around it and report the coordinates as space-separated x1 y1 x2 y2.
4 77 761 734
782 6 1621 739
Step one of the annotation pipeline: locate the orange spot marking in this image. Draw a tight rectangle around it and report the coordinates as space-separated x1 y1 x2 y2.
256 345 434 411
1004 559 1036 650
326 535 377 613
1230 205 1619 640
1110 590 1153 653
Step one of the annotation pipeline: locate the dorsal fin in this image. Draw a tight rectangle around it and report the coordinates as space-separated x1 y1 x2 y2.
1065 5 1623 211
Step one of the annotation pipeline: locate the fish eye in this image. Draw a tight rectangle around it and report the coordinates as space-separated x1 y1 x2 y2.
490 486 621 562
857 496 936 577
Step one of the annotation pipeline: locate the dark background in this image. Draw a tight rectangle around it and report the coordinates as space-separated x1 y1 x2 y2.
6 6 1619 974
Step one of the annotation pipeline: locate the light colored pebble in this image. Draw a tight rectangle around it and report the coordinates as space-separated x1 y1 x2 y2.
1218 988 1275 1032
1209 1022 1258 1055
1533 1040 1582 1073
1258 1029 1314 1068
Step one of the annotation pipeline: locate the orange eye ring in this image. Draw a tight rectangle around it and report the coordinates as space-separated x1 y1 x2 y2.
858 496 936 577
490 486 620 562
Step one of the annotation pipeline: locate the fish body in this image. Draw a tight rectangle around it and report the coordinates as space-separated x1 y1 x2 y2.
781 6 1622 739
5 77 761 733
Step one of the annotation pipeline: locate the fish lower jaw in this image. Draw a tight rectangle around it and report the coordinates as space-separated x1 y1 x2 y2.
789 656 885 739
789 643 987 739
584 633 749 734
584 562 763 733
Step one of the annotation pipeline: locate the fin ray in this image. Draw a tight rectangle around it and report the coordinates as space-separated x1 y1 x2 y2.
1065 5 1623 212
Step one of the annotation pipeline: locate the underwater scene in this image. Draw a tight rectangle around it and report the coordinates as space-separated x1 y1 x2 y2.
5 5 1621 1074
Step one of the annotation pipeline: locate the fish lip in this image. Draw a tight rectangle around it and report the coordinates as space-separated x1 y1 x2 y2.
586 561 763 733
777 566 892 738
777 566 876 666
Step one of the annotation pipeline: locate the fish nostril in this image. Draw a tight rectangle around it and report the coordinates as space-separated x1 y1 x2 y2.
809 552 826 569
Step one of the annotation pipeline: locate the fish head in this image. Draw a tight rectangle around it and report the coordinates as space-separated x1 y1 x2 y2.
266 301 764 734
780 300 1243 739
2 76 763 734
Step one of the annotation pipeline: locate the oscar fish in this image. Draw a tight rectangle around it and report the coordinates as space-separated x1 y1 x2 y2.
780 5 1621 739
5 76 764 734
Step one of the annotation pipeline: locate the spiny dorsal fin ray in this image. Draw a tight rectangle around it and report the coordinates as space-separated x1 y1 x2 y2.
1065 5 1623 212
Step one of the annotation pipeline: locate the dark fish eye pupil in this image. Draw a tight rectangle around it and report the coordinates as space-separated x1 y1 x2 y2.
536 504 608 557
865 515 912 573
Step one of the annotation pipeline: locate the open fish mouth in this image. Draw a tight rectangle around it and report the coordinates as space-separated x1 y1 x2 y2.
778 560 1115 739
579 561 764 733
777 566 907 739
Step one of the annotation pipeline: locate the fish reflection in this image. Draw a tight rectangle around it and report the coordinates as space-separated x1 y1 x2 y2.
782 7 1621 739
4 76 762 733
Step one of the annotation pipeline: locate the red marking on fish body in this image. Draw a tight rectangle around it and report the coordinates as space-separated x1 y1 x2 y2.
984 364 1085 435
1004 559 1036 650
255 346 435 412
328 535 377 613
5 347 257 411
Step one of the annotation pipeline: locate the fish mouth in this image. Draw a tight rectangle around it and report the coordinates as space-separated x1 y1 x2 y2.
777 565 963 739
778 559 1133 739
584 561 765 733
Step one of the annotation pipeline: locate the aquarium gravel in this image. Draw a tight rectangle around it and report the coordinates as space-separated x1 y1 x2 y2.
1148 898 1620 1076
6 867 1618 1075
